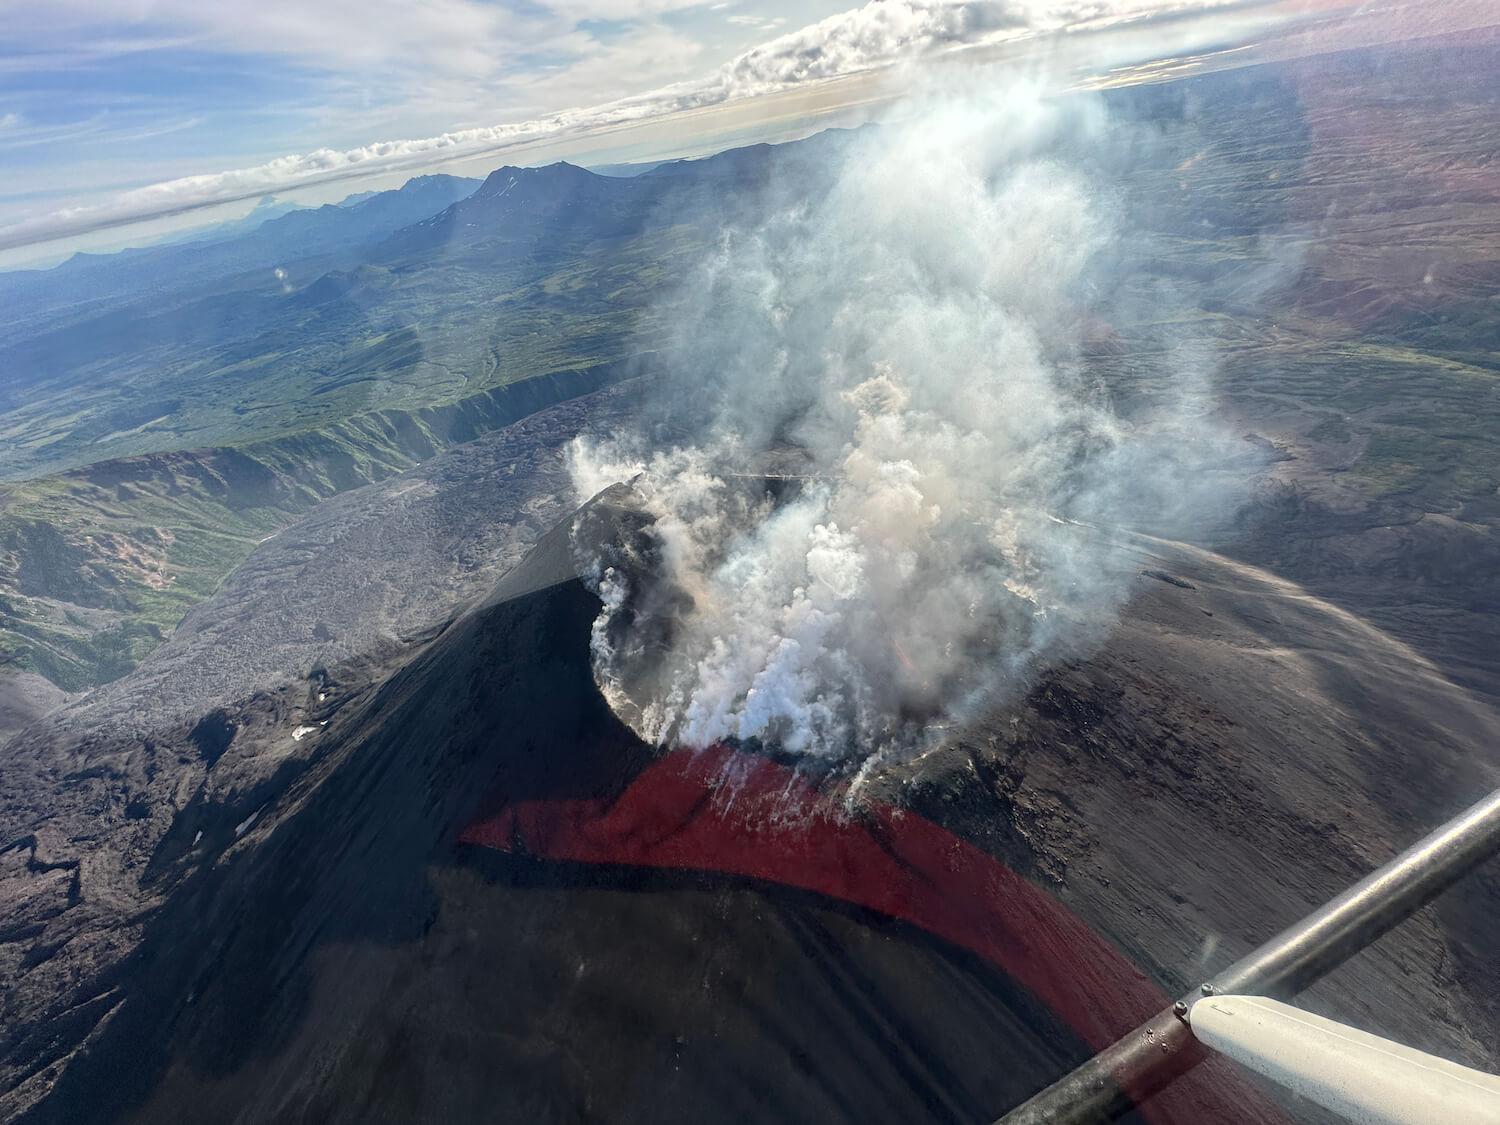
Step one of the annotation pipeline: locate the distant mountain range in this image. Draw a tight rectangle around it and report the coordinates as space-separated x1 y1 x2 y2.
0 174 484 337
150 195 310 247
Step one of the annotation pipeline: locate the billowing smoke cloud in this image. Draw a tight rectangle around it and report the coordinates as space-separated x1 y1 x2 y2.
0 0 1252 251
570 82 1242 771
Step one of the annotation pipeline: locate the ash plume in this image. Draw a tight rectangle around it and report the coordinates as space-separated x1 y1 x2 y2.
571 83 1243 769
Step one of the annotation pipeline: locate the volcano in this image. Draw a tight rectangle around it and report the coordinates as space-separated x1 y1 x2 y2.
2 384 1498 1124
5 41 1500 1122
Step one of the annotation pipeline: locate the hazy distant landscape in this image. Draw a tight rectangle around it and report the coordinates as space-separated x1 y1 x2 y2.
1 27 1499 1125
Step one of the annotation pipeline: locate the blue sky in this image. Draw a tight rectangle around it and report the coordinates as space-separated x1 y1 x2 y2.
3 0 1441 263
0 0 835 210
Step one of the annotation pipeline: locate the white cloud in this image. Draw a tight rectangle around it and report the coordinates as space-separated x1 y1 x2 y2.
19 0 725 81
713 0 1036 93
506 23 710 111
0 112 113 152
19 0 518 79
727 14 789 31
707 0 1241 98
0 0 1251 251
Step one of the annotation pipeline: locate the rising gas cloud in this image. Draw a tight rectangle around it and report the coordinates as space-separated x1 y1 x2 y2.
571 82 1241 771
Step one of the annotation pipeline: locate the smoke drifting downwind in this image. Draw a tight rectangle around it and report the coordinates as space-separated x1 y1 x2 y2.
571 82 1242 770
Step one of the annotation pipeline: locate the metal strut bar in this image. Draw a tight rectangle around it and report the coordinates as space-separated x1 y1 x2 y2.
996 785 1500 1125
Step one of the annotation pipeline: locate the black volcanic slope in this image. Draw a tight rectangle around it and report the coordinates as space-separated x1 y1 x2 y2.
4 492 1105 1125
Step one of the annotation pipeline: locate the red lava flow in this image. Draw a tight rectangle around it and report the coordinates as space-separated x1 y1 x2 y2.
461 743 1290 1123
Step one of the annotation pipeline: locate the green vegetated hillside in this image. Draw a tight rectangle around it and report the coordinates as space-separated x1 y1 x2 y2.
0 364 632 689
0 221 691 481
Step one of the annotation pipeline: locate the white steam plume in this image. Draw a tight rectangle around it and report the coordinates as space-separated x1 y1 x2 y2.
571 82 1240 768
